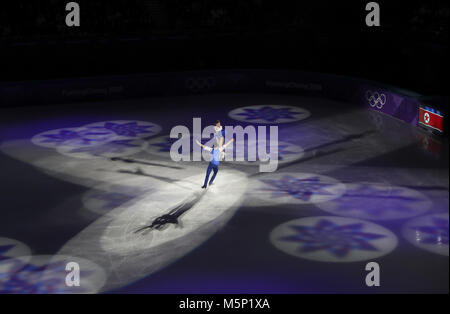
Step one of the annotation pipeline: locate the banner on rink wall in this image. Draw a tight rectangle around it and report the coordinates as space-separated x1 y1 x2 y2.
359 85 421 126
0 70 424 128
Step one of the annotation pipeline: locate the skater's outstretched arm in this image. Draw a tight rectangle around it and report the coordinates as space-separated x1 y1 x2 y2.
221 138 234 151
196 140 212 151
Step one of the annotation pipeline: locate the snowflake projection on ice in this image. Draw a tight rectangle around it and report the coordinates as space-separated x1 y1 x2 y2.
83 120 161 139
250 173 345 205
0 238 31 263
31 121 161 159
262 176 334 201
237 107 298 122
0 259 78 294
228 105 311 124
281 220 385 257
402 213 449 256
0 255 106 294
0 245 14 262
57 139 145 159
0 259 27 284
33 129 80 146
317 183 432 221
229 140 304 166
103 122 151 137
31 127 117 149
414 217 449 245
270 216 398 262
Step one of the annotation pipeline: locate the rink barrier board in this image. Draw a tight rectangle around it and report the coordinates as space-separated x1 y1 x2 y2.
0 69 437 128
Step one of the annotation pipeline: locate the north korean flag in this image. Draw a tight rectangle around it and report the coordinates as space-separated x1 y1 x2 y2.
419 107 444 133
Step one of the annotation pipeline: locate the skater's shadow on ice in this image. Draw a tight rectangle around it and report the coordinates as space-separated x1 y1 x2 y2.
134 190 207 234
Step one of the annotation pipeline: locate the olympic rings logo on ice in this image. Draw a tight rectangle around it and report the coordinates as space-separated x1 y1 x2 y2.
185 77 216 92
366 90 387 109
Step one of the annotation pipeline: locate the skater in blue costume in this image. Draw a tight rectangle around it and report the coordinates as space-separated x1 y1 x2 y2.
196 137 234 189
214 120 225 147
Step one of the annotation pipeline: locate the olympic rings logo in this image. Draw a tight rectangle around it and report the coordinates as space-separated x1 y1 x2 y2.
185 77 216 92
365 90 387 109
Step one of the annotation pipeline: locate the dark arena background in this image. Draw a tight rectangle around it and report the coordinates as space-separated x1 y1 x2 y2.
0 0 448 299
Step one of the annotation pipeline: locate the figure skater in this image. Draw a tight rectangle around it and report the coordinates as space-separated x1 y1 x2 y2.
196 137 234 189
214 120 225 147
